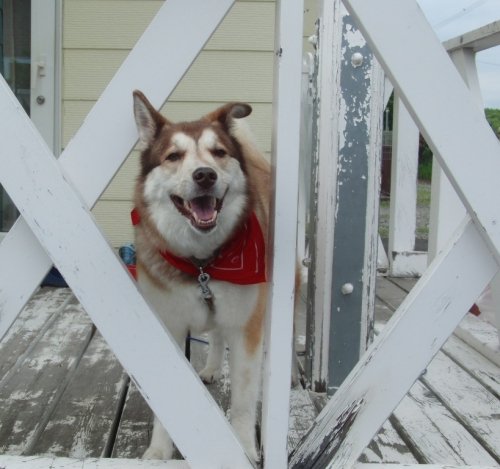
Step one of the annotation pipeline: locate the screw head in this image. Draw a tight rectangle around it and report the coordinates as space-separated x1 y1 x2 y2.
351 52 364 68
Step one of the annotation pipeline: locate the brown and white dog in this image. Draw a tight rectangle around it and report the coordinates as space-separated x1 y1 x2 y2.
132 91 270 463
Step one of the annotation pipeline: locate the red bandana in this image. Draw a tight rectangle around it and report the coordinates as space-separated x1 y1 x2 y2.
131 209 266 285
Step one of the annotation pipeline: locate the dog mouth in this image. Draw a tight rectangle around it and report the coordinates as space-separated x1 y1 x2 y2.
171 194 223 231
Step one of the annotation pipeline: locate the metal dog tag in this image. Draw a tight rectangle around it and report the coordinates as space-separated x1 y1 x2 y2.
198 270 213 301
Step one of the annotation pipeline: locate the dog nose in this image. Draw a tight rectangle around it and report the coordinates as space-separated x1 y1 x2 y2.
192 167 218 189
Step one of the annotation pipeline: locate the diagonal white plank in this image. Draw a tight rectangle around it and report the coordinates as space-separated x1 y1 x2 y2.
290 219 498 468
0 0 235 341
0 78 251 468
344 0 500 262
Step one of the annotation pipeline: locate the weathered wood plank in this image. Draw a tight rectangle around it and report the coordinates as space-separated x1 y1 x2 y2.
0 455 189 468
0 288 73 382
422 351 500 461
0 303 94 454
111 382 152 459
359 421 418 464
288 388 318 452
388 277 418 294
442 335 500 399
391 379 497 465
29 331 128 457
455 313 500 367
374 277 408 310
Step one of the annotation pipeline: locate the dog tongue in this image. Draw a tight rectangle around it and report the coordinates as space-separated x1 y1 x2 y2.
190 196 216 221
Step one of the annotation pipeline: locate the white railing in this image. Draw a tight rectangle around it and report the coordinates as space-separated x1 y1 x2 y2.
1 1 499 468
0 0 303 467
383 20 500 279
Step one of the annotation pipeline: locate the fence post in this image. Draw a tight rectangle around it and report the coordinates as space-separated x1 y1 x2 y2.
388 94 427 276
305 1 384 395
261 0 304 466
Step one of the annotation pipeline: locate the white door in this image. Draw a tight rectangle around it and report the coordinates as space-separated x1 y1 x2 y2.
0 0 59 238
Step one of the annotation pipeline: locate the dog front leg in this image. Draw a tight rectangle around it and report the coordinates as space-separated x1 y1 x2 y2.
143 326 187 460
199 329 225 384
227 330 263 464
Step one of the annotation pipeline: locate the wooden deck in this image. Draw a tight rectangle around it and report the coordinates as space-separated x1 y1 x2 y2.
0 277 498 466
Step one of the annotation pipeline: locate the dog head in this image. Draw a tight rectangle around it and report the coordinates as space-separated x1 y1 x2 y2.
133 90 252 258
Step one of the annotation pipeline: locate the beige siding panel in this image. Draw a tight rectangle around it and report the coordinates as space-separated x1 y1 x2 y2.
63 0 160 50
207 2 274 51
63 100 272 153
101 152 140 202
64 1 274 51
62 100 93 147
92 200 134 248
63 50 273 102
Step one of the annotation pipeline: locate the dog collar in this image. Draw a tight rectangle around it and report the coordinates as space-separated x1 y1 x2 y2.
131 209 267 285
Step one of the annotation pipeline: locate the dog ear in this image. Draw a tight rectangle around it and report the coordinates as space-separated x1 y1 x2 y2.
133 90 170 148
205 102 252 128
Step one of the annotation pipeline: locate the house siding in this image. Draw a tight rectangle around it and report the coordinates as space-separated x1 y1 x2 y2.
62 0 315 247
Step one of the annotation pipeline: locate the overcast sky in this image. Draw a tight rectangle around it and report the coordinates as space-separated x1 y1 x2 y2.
416 0 500 108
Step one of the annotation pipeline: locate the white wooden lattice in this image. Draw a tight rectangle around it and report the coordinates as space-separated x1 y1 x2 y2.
290 0 500 467
0 0 304 467
1 0 499 468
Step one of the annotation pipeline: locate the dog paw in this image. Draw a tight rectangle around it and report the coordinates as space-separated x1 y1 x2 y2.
143 445 171 460
246 444 261 467
199 366 222 384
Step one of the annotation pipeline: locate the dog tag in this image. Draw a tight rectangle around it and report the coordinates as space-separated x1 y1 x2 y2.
198 270 213 301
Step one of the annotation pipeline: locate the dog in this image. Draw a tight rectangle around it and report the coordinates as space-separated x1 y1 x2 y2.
131 90 270 463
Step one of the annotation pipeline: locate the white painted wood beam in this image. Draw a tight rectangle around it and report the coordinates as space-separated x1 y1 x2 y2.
0 78 251 468
306 0 342 392
444 19 500 53
388 95 423 277
261 0 304 466
0 456 189 468
344 0 500 264
0 0 235 341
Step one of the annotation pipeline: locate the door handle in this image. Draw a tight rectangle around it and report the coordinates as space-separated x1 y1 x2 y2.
31 56 47 89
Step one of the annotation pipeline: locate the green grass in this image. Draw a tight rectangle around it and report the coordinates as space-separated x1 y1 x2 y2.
379 181 431 239
417 181 431 206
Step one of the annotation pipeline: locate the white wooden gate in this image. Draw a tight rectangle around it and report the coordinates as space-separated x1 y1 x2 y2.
0 0 499 468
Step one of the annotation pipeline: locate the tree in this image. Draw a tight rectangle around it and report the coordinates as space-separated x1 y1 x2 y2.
485 108 500 136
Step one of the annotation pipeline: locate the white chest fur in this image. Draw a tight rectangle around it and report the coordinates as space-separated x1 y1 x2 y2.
138 273 260 342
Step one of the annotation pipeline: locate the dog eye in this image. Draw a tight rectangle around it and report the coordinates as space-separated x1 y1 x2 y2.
212 148 227 158
165 152 182 162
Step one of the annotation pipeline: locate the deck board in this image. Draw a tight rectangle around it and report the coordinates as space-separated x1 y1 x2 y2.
29 329 129 458
0 288 73 382
391 380 497 465
0 279 498 466
421 351 500 461
112 381 151 459
0 298 94 454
